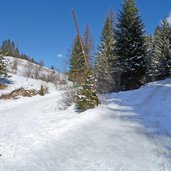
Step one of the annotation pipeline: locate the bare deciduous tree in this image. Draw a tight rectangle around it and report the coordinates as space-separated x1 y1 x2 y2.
25 62 33 81
12 58 18 74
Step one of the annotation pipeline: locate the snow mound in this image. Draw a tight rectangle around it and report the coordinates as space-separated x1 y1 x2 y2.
109 78 171 106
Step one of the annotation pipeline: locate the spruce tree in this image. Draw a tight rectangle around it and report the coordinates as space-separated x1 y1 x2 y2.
69 35 85 84
95 10 116 93
76 69 98 111
151 20 171 80
115 0 146 90
147 27 164 81
69 34 98 111
145 35 156 82
164 20 171 77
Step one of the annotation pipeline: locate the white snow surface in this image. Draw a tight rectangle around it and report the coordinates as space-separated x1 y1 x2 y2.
0 56 71 95
0 78 171 170
5 56 67 80
0 74 57 96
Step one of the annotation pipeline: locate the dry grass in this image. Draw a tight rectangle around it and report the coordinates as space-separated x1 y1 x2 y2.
0 84 7 90
0 87 38 100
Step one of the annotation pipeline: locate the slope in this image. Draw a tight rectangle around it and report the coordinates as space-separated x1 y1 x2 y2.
0 56 71 96
0 79 171 171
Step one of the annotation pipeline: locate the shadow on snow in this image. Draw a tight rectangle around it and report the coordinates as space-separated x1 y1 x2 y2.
107 82 171 161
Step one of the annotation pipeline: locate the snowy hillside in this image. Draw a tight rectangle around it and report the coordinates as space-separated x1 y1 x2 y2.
0 78 171 170
0 74 57 96
0 56 71 96
5 56 67 81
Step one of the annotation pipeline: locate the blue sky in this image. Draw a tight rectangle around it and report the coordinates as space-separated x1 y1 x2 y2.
0 0 170 71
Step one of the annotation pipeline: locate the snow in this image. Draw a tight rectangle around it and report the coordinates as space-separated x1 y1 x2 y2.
0 69 171 170
0 56 72 96
5 56 66 79
0 74 57 96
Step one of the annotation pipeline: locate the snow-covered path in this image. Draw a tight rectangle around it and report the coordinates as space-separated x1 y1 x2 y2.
0 80 171 171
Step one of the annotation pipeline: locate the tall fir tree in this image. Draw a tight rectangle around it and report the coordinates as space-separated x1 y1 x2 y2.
147 27 163 81
164 20 171 77
145 33 162 82
115 0 146 90
68 35 85 84
95 10 116 93
150 20 171 80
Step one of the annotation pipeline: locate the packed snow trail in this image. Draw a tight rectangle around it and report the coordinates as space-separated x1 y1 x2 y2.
0 79 171 171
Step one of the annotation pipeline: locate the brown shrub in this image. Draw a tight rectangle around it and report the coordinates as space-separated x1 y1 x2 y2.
0 87 39 100
0 84 7 90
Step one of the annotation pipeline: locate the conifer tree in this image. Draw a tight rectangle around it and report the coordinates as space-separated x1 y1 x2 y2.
147 27 164 81
145 35 155 82
69 34 98 111
115 0 146 90
164 20 171 77
68 35 85 83
76 69 98 111
95 10 116 93
1 39 20 57
73 33 99 111
151 20 171 80
70 10 98 112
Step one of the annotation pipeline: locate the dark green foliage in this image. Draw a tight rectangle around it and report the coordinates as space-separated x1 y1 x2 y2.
159 20 171 78
148 20 171 81
95 10 117 93
145 35 159 82
169 26 171 76
39 85 48 96
39 85 45 96
20 54 29 60
150 27 165 80
1 39 20 57
69 36 85 83
115 0 146 90
0 39 38 65
76 69 98 111
145 35 153 52
51 66 55 70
